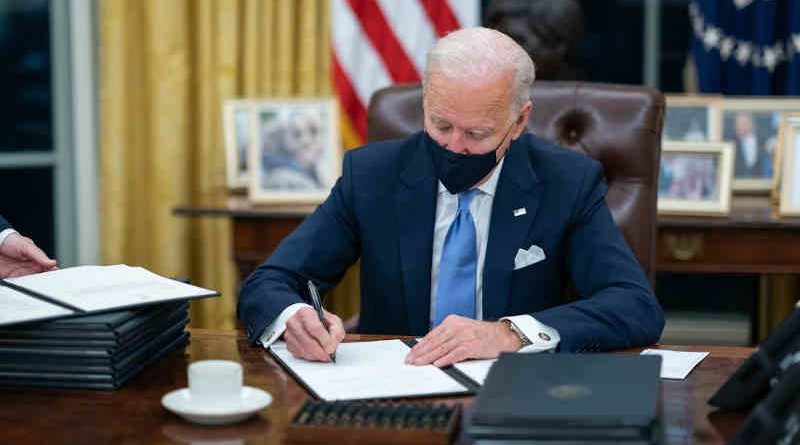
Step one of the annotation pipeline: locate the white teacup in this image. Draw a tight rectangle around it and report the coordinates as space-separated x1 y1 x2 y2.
188 360 243 408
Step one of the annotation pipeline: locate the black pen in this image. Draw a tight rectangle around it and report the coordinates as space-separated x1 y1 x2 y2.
307 279 337 363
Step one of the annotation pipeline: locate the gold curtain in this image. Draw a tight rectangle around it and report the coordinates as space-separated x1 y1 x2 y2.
100 0 359 328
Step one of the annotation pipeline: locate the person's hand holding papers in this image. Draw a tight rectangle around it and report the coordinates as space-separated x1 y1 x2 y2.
406 315 521 367
0 233 57 278
284 306 345 362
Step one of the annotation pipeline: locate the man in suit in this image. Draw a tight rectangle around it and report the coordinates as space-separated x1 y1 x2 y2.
238 27 664 367
0 215 57 278
732 112 765 179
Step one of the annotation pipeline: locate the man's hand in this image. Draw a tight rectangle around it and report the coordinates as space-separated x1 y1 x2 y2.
0 233 57 278
405 315 521 367
284 306 345 362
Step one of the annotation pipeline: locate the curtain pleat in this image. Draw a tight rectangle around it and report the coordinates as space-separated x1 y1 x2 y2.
100 0 358 329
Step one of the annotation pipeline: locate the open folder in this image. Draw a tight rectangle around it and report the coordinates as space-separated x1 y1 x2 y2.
0 264 219 327
269 339 482 401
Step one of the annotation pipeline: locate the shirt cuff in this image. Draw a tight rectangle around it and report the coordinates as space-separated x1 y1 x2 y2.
0 229 18 247
258 303 311 348
501 314 561 353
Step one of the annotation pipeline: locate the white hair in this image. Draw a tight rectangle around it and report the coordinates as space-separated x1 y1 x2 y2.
423 27 536 114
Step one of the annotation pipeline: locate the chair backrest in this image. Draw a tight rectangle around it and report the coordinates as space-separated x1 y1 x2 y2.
367 81 664 284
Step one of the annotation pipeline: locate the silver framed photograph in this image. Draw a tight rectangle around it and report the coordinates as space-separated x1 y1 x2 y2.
223 99 254 190
778 114 800 217
721 99 800 192
249 98 341 204
664 95 721 142
658 141 734 216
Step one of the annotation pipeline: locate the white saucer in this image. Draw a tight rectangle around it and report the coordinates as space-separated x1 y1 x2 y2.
161 386 272 425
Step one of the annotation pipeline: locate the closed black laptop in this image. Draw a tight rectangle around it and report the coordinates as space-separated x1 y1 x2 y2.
468 353 662 443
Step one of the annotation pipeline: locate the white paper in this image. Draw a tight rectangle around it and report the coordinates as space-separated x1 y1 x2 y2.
0 285 74 326
6 264 217 312
270 340 470 400
641 349 709 379
453 358 497 385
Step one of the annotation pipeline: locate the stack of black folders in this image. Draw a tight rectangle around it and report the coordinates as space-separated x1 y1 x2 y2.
467 353 663 444
0 265 219 389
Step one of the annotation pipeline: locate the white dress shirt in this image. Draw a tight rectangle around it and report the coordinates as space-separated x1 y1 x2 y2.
429 158 559 353
0 229 18 247
259 158 560 353
741 135 758 169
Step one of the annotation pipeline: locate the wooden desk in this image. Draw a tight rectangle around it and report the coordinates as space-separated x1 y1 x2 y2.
0 330 752 444
658 195 800 274
658 195 800 338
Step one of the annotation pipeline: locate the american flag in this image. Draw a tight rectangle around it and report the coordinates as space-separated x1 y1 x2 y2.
331 0 480 145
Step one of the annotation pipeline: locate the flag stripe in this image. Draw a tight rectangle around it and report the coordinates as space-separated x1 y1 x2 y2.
446 0 481 30
420 0 461 37
332 53 368 142
375 0 437 76
331 0 392 107
331 0 477 144
347 0 421 83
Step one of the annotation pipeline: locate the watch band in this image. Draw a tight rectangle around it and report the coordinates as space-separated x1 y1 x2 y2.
501 319 532 348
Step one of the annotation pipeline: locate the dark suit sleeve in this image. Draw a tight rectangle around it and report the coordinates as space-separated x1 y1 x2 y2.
532 161 665 352
237 152 362 344
0 215 10 232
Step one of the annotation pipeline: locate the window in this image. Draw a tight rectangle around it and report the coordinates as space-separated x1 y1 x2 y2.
0 0 98 266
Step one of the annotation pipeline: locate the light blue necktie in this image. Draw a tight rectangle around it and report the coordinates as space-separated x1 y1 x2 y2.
433 189 478 327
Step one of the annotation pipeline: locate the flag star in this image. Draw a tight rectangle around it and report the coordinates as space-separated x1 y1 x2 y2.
793 34 800 52
719 37 735 60
736 42 753 65
774 44 785 60
763 47 779 71
751 51 762 67
733 0 754 9
692 16 704 37
703 26 721 50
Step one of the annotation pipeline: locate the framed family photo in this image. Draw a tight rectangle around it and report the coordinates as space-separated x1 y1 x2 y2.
223 100 254 190
249 98 341 204
778 114 800 216
658 141 734 216
664 95 721 142
720 99 800 192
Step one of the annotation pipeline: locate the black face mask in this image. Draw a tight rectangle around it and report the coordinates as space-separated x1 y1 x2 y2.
424 126 512 194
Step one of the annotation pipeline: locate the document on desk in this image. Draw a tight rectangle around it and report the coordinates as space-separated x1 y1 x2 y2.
453 358 497 385
0 285 73 326
0 264 219 327
641 349 709 379
269 340 474 401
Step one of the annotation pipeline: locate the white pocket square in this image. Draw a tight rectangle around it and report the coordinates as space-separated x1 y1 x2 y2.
514 244 546 270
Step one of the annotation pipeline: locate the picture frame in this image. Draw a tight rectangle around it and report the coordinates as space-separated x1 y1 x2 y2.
658 141 734 216
223 99 254 190
720 98 800 192
778 114 800 216
248 98 341 204
664 95 722 142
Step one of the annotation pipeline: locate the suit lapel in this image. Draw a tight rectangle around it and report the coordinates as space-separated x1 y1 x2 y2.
396 136 437 335
483 139 541 320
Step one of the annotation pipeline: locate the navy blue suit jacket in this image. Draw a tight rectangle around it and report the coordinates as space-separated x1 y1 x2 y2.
0 215 10 232
238 132 664 352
